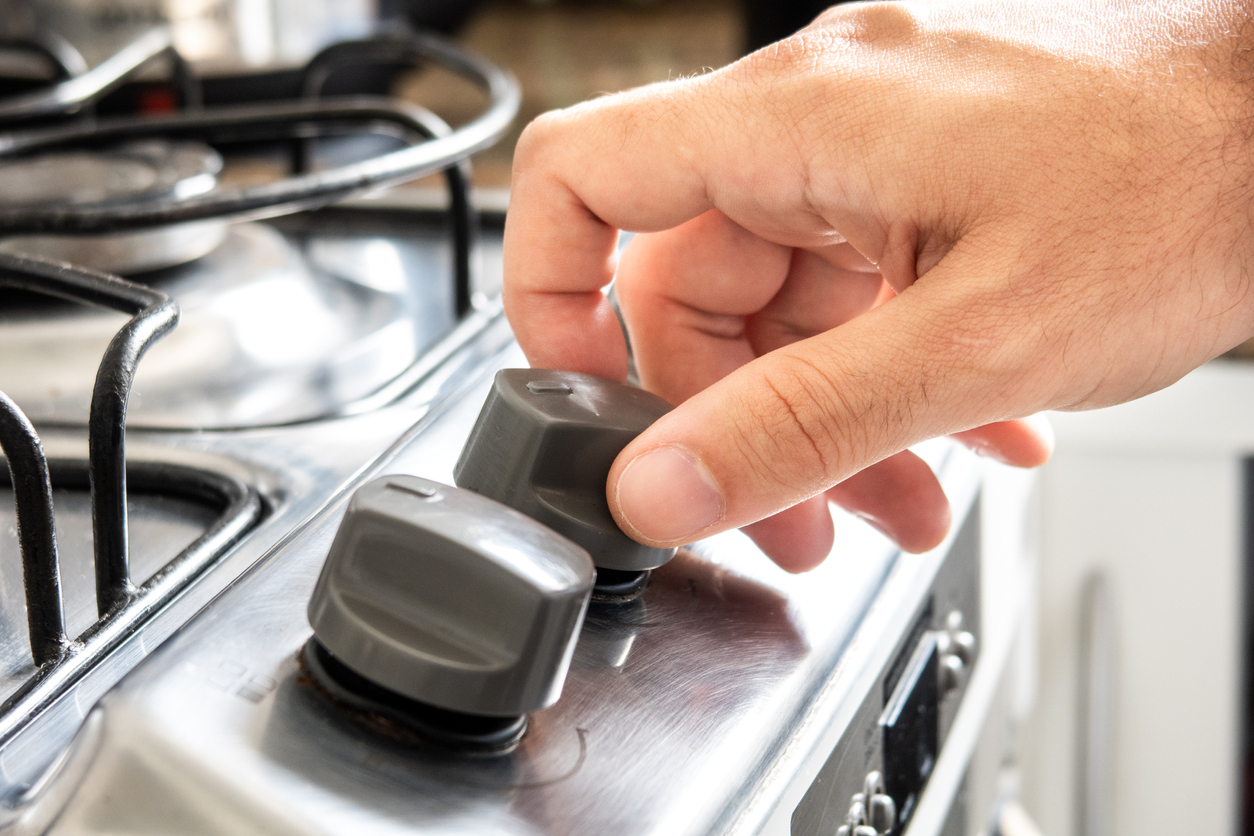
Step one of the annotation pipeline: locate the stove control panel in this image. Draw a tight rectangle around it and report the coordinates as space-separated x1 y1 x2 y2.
834 771 897 836
454 369 676 578
792 501 982 835
305 475 594 750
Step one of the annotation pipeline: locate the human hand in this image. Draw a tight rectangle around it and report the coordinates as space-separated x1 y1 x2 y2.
503 0 1254 571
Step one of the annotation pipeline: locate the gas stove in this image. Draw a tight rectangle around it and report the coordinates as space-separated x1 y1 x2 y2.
0 27 1034 836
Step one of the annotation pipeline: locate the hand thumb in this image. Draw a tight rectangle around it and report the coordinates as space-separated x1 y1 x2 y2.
606 260 1048 548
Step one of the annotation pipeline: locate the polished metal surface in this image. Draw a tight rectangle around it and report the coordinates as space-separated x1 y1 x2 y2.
0 221 228 276
0 300 515 809
0 139 226 273
1 338 987 835
0 481 213 636
0 476 211 681
0 214 463 429
0 445 262 770
0 141 219 207
0 479 215 683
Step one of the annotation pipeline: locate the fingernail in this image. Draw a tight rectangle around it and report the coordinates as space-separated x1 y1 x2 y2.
615 446 723 544
1024 412 1055 456
853 510 897 542
967 438 1014 465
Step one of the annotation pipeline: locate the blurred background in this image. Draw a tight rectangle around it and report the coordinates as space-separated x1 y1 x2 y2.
0 0 1249 833
0 0 832 188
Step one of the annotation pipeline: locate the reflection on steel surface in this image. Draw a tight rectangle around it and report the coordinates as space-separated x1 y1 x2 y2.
0 457 262 756
13 361 977 836
0 218 462 429
0 305 515 813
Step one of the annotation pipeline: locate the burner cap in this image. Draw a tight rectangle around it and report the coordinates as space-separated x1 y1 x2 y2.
0 140 221 208
0 140 226 274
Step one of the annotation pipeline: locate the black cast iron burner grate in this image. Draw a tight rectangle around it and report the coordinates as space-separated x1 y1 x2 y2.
0 25 520 317
0 252 264 750
0 24 518 748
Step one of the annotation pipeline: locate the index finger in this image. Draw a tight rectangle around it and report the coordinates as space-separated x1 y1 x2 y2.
503 84 717 380
502 32 867 378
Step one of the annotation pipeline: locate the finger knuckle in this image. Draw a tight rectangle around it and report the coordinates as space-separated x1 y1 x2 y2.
513 111 564 170
810 1 927 50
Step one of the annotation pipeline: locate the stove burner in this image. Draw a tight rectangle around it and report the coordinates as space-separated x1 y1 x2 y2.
0 140 219 206
0 215 468 429
301 638 527 754
0 29 518 235
0 27 518 426
0 140 226 273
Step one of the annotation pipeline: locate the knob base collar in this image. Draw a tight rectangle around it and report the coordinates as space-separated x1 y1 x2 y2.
302 639 527 754
591 568 651 601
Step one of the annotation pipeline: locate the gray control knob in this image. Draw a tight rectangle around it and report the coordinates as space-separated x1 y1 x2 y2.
307 475 594 718
454 369 676 573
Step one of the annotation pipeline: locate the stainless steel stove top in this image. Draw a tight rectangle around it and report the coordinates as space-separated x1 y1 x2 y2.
0 292 512 802
0 26 1034 836
0 27 527 824
16 337 978 835
0 277 1035 833
0 205 500 429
